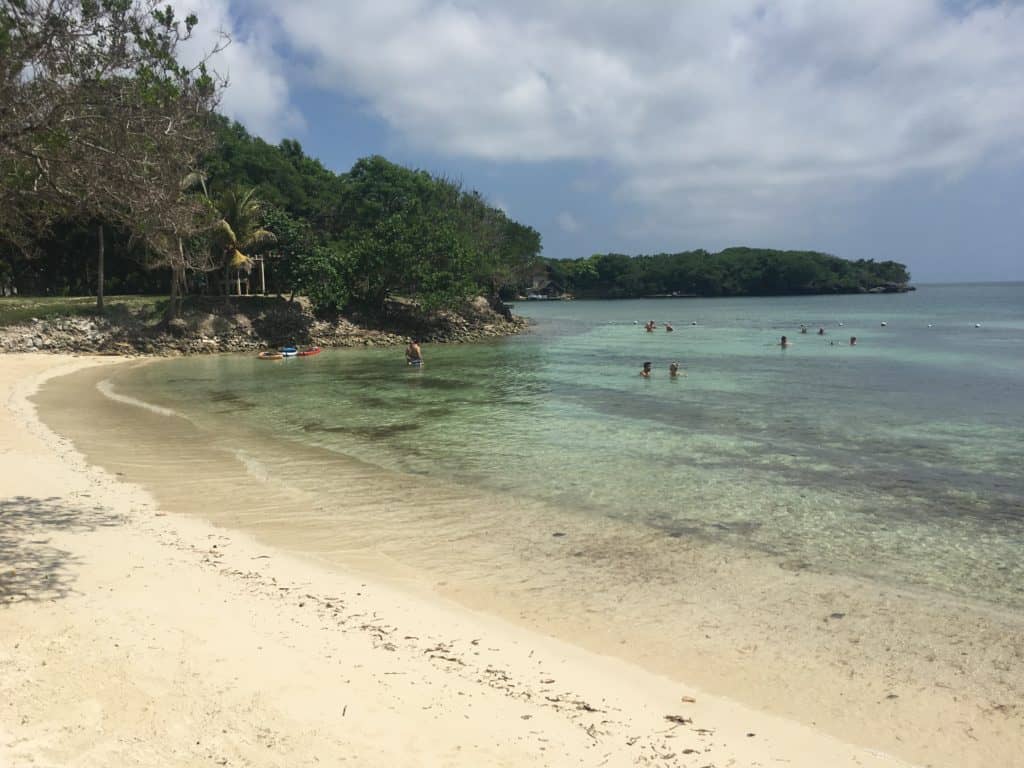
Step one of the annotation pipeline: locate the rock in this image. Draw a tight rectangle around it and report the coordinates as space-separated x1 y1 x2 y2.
0 294 528 357
165 317 188 337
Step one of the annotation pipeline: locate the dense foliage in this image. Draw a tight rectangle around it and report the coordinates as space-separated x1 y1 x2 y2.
1 109 544 315
202 123 543 312
540 248 910 299
0 0 223 314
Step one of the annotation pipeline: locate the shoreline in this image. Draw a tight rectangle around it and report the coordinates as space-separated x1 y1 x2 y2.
0 353 921 767
0 295 528 356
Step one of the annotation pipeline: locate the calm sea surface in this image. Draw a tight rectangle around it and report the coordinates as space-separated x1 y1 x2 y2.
50 284 1024 607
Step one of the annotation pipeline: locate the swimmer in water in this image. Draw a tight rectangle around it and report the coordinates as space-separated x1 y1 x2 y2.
817 327 825 335
640 361 652 378
800 325 808 334
779 335 791 348
849 336 857 346
669 361 682 378
665 323 674 332
405 339 424 366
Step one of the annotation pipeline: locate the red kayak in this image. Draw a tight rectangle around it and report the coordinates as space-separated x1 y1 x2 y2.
297 346 322 357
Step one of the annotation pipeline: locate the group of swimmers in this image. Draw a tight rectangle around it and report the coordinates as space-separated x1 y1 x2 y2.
640 361 684 378
780 327 857 348
639 320 686 377
644 320 673 332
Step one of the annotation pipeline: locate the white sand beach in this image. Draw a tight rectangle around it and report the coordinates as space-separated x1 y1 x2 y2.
0 354 979 767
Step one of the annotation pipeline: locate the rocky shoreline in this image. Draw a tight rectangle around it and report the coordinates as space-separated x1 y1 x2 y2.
0 295 528 356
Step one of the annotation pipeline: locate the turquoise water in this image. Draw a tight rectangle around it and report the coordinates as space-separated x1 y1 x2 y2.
100 284 1024 607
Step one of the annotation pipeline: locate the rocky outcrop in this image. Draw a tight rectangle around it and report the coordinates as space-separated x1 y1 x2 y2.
866 283 915 293
0 296 528 356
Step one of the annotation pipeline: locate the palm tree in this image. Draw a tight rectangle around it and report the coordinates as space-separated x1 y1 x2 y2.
211 187 277 295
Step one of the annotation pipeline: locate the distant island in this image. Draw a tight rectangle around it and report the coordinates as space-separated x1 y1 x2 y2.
523 248 911 300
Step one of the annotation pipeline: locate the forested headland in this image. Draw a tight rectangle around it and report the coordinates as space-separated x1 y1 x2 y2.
535 250 911 300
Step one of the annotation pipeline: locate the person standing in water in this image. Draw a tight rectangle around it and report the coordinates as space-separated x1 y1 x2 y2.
779 335 791 348
405 338 424 365
665 322 674 332
849 336 857 346
669 361 682 378
640 361 653 377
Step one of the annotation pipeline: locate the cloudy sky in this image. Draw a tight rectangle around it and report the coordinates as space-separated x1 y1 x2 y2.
181 0 1024 282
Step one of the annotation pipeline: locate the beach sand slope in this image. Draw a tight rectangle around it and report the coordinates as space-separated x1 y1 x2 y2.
0 355 914 767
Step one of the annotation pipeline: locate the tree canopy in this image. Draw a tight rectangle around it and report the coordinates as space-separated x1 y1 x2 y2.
541 248 910 299
0 0 222 251
195 123 543 313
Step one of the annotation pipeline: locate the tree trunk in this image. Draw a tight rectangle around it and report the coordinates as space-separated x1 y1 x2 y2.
163 238 187 322
96 223 105 314
222 262 232 303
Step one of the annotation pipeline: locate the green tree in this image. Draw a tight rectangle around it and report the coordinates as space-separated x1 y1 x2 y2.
210 187 277 294
0 0 223 311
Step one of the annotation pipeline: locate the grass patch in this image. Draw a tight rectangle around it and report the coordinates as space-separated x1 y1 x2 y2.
0 295 166 327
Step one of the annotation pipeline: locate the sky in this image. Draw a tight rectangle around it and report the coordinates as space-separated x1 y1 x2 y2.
179 0 1024 282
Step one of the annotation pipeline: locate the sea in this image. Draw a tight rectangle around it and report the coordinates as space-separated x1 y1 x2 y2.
32 283 1024 762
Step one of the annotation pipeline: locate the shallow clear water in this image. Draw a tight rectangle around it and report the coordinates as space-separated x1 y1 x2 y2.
73 284 1024 607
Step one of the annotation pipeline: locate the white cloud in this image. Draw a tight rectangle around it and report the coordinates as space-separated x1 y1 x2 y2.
557 211 580 233
175 0 303 141
210 1 1024 234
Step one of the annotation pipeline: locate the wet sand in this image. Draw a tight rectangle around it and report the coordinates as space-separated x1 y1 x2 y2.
4 354 1020 766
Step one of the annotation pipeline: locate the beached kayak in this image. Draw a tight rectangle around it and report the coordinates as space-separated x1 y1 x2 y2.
297 346 322 357
257 350 283 360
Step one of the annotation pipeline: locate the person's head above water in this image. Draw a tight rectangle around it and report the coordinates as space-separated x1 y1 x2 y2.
641 361 652 377
850 336 857 345
669 361 680 376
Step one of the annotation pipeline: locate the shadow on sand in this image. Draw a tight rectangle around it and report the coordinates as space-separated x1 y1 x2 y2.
0 495 124 606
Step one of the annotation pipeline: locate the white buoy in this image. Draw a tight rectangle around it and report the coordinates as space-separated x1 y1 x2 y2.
975 323 981 328
927 324 934 328
838 322 844 327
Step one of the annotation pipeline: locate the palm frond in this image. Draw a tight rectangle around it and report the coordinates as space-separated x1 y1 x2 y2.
241 228 277 253
229 249 250 269
180 171 208 197
211 218 237 246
